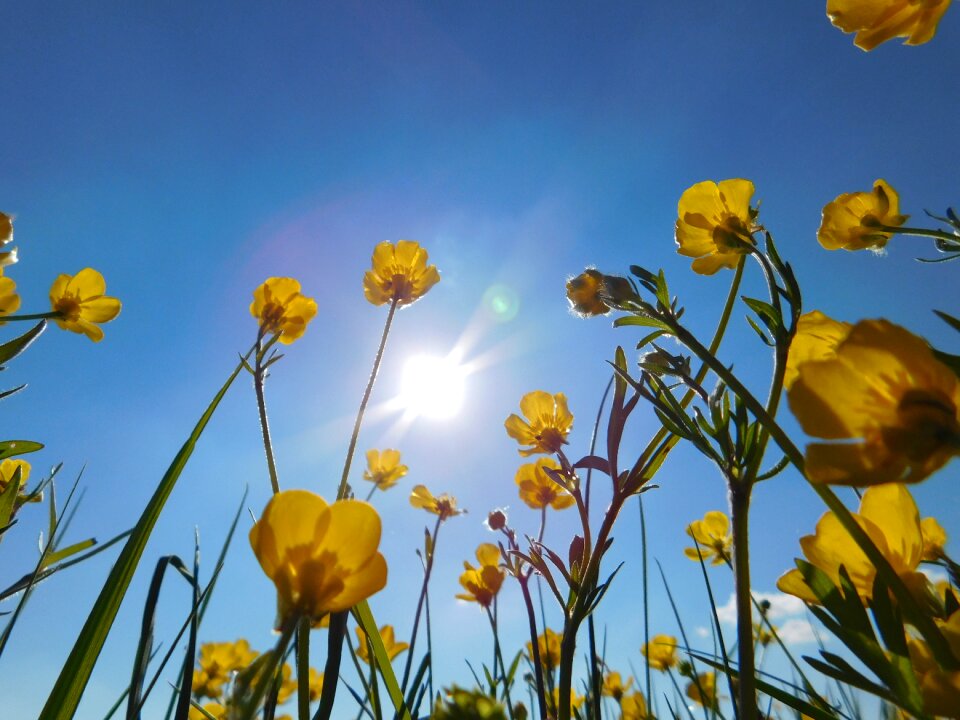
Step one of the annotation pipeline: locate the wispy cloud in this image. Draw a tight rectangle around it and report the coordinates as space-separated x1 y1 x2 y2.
713 591 818 645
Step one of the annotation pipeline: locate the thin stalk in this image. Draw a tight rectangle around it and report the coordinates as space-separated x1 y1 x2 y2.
314 611 348 720
336 299 399 501
297 616 311 720
519 575 548 720
1 311 61 322
638 496 651 710
400 515 443 694
254 332 282 495
879 224 960 243
486 606 515 720
729 484 755 719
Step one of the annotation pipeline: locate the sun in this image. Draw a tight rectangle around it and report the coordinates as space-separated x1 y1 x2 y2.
398 353 468 420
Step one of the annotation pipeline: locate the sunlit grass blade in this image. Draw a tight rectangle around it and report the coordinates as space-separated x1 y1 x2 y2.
0 439 43 461
352 601 412 720
688 539 735 714
38 354 249 720
402 652 430 719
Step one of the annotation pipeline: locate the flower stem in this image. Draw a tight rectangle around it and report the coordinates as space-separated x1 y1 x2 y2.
880 224 960 243
336 298 399 501
486 605 515 720
314 611 348 720
518 573 548 720
296 616 311 720
254 333 282 495
729 482 756 720
2 311 61 322
400 515 443 694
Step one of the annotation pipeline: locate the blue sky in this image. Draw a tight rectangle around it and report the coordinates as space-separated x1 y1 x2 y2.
1 2 958 717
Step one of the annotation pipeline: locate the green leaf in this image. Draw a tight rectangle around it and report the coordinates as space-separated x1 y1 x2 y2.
353 600 412 720
0 320 46 366
0 440 43 461
42 538 96 568
0 464 22 534
38 355 247 720
613 315 671 332
934 309 960 334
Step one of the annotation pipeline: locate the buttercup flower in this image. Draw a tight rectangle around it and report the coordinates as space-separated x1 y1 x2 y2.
250 277 318 345
0 276 21 322
549 687 585 717
777 483 933 605
754 621 775 648
49 268 121 342
784 311 852 390
642 634 678 671
276 663 297 704
620 691 649 720
601 671 633 700
827 0 953 51
191 639 259 699
363 240 440 307
684 511 733 565
685 672 718 709
188 703 226 720
0 212 17 270
818 179 908 252
527 628 562 671
788 319 960 485
308 667 324 702
456 543 505 608
504 391 574 457
921 516 948 561
675 179 757 275
0 459 30 498
906 609 960 715
355 624 409 664
515 457 575 511
409 484 463 521
566 269 610 317
249 490 387 627
363 449 408 492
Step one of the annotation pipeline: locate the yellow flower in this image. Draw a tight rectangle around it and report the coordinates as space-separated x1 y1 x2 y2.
527 628 562 671
620 691 649 720
921 516 948 561
308 667 324 702
504 391 574 457
788 319 960 486
906 609 960 716
456 543 505 608
685 672 718 708
642 634 678 671
249 490 387 627
675 179 756 275
409 484 463 521
363 240 440 307
363 449 408 492
776 483 933 604
0 459 30 498
191 640 259 699
566 269 610 317
827 0 953 51
515 457 575 511
547 687 584 718
784 311 852 390
684 511 732 565
250 277 318 345
49 268 121 342
818 179 908 252
0 277 20 322
355 624 409 665
601 671 633 700
0 211 16 270
188 703 226 720
276 662 297 704
754 622 775 647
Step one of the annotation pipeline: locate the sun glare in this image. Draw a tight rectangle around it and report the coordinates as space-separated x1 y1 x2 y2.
399 353 467 420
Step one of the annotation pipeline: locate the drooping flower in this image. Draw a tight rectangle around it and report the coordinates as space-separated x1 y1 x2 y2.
363 449 408 492
788 319 960 486
409 484 463 521
515 457 575 511
776 483 933 605
250 277 318 345
641 634 678 671
0 276 20 321
818 179 908 252
784 311 852 390
527 628 562 671
685 672 718 709
49 268 121 342
0 211 16 270
906 608 960 715
921 516 948 561
826 0 953 51
684 511 733 565
249 490 387 627
355 624 410 665
620 691 649 720
566 269 610 317
191 639 259 700
504 391 574 457
675 179 757 275
601 671 633 700
456 543 505 608
363 240 440 307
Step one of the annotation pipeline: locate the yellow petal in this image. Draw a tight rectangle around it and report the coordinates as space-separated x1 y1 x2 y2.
320 501 382 570
858 484 923 574
68 268 107 298
80 296 122 323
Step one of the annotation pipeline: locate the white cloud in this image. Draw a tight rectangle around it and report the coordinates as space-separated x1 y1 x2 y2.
695 626 710 638
715 591 806 625
775 618 819 645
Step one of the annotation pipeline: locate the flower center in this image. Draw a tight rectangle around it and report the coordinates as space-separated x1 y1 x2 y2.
712 215 753 253
885 389 960 462
259 302 286 334
54 294 82 321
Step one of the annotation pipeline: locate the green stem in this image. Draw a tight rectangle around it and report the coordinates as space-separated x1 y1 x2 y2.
486 606 515 720
297 617 311 720
400 515 443 694
879 225 960 243
729 483 756 720
336 299 399 501
254 333 282 495
314 611 348 720
2 311 61 322
240 615 299 720
518 573 548 720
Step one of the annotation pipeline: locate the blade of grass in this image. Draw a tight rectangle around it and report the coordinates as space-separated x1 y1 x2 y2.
39 351 250 720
